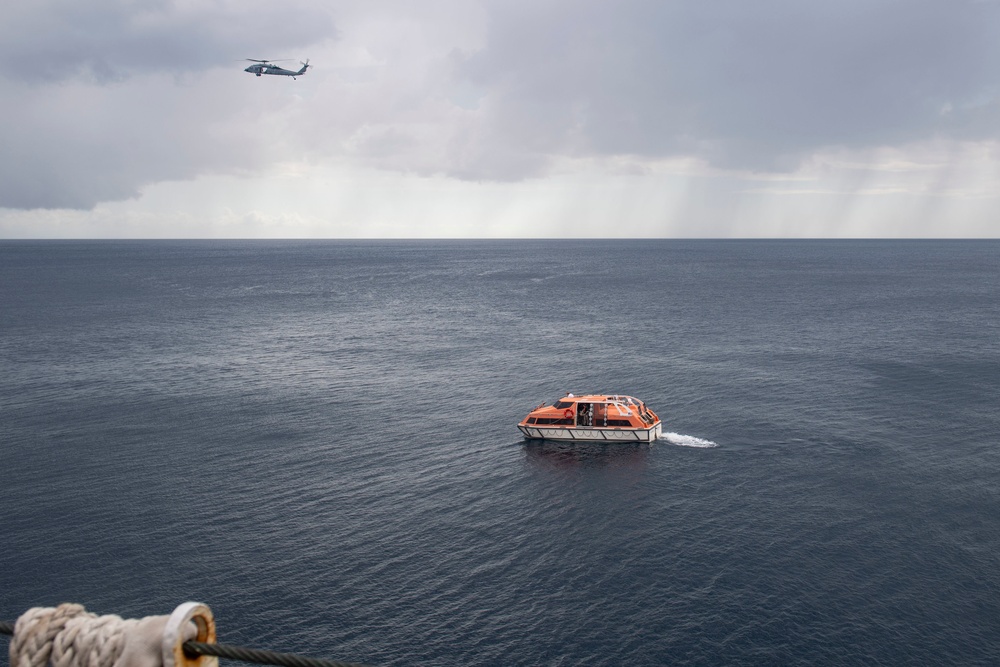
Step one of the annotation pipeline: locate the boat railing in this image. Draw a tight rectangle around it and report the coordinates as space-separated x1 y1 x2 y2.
608 400 633 417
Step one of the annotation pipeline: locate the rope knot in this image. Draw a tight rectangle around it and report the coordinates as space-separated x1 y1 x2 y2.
8 603 214 667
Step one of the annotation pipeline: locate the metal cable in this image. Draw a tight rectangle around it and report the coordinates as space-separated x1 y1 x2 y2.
0 622 368 667
183 641 368 667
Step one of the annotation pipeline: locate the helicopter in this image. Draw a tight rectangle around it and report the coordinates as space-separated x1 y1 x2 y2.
244 59 310 79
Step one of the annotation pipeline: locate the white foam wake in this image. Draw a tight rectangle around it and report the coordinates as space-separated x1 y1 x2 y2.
660 432 719 448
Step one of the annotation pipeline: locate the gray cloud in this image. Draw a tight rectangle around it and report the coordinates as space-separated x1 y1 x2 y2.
1 1 335 209
0 1 335 83
455 0 1000 175
1 77 268 208
5 0 1000 213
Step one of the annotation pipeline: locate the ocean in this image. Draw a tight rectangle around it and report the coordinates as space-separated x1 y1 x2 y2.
1 240 999 666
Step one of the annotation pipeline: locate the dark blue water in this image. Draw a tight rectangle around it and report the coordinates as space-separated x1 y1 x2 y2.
2 240 999 666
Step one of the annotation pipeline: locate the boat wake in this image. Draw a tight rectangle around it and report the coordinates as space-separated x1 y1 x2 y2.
660 432 718 448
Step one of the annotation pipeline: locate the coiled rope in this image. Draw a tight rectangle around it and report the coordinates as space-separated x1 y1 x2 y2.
0 603 367 667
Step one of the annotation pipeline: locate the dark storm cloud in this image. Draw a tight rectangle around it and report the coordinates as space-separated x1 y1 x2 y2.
455 0 1000 176
0 1 334 210
0 1 334 83
0 76 264 209
5 0 1000 212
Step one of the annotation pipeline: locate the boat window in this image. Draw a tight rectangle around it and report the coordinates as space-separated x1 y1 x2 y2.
554 400 574 409
606 419 633 427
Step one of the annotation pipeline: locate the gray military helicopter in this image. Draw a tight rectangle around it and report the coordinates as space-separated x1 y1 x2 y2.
244 59 311 79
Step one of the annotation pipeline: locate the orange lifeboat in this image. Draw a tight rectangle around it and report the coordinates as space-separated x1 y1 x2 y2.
518 393 663 442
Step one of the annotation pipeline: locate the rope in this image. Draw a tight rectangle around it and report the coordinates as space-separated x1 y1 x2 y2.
8 604 141 667
1 608 369 667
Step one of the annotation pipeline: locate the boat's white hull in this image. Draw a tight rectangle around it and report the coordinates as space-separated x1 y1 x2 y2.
518 423 662 443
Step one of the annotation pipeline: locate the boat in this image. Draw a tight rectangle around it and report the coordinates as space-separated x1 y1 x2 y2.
518 393 663 442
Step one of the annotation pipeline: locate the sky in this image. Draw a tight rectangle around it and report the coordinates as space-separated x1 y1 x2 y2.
3 0 1000 238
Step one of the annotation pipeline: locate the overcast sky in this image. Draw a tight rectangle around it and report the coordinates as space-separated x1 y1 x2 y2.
3 0 1000 238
